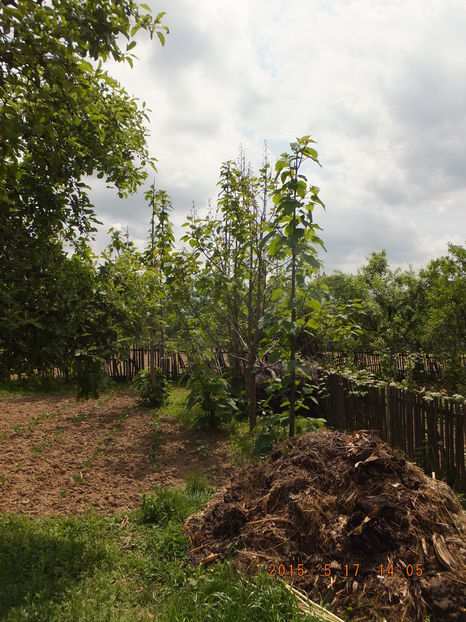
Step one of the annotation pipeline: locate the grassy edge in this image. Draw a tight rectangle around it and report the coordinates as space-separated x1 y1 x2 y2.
0 483 325 622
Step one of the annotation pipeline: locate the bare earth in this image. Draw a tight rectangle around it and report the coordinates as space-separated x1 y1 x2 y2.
0 390 232 516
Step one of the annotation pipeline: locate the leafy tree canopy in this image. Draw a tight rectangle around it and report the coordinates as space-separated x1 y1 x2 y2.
0 0 167 387
0 0 167 241
419 243 466 356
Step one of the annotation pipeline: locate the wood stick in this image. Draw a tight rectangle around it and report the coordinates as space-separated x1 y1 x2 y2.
282 582 345 622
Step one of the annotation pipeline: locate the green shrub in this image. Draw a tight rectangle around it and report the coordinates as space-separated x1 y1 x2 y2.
254 412 326 457
73 354 106 400
132 368 168 408
186 365 238 427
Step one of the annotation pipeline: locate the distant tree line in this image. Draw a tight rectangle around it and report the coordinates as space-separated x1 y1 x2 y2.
304 245 466 392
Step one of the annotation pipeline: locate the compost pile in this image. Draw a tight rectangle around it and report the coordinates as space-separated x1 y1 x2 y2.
185 430 465 621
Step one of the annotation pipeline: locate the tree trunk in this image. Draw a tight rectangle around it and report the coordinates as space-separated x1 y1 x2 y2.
149 324 155 386
245 356 257 431
289 231 297 438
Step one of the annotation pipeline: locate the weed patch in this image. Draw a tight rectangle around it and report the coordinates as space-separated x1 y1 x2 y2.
31 439 52 454
70 472 86 485
140 486 210 526
70 412 88 425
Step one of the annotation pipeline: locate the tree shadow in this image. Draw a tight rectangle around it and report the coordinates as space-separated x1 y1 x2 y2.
0 514 107 617
102 412 232 485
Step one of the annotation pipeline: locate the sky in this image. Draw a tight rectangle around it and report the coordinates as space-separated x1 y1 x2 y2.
90 0 466 273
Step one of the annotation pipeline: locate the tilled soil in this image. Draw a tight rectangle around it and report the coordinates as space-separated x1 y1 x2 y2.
0 390 231 516
185 430 466 622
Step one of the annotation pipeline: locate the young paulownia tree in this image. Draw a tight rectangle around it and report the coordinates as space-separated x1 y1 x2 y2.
265 136 325 437
145 184 175 386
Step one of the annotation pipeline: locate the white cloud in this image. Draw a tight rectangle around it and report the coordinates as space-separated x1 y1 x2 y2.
89 0 466 272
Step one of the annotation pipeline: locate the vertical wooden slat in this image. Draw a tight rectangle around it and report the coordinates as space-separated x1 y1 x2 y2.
448 399 454 481
394 386 400 447
426 398 437 474
406 390 414 460
414 393 423 465
380 386 387 441
443 397 451 478
449 399 455 477
456 401 465 490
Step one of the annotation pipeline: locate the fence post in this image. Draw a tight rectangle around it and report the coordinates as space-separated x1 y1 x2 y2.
126 346 131 381
387 384 395 445
391 385 399 446
406 389 414 460
337 375 346 429
456 401 465 490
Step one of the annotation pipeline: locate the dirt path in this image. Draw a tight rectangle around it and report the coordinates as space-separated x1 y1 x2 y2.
0 390 232 516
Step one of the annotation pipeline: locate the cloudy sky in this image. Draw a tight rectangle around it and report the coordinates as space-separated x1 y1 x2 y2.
90 0 466 273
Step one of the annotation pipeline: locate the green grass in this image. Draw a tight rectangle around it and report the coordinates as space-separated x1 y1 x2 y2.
0 481 324 622
156 384 191 421
0 376 71 397
229 418 259 463
30 439 52 454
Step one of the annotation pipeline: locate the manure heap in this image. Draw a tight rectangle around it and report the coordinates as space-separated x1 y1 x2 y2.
185 430 465 621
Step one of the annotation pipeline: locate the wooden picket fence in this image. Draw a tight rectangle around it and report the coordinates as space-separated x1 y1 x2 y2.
320 351 466 379
320 373 465 492
108 347 188 381
106 349 465 491
107 347 230 380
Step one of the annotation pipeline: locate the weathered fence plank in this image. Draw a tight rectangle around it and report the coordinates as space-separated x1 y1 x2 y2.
320 372 465 492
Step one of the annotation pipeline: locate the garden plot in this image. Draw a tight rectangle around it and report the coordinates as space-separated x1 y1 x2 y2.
0 389 231 516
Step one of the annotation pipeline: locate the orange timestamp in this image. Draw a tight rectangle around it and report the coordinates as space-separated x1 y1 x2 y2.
267 563 305 578
267 562 423 578
378 562 423 577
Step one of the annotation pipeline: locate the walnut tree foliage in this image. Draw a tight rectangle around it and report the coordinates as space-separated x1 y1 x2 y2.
0 0 167 388
1 0 167 238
